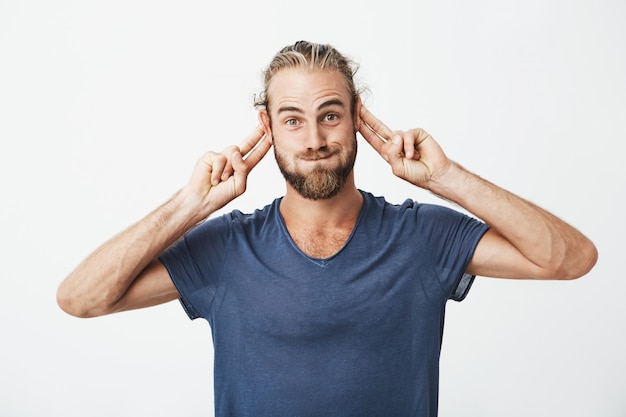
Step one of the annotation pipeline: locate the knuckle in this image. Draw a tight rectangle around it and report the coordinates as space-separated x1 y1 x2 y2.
222 145 239 155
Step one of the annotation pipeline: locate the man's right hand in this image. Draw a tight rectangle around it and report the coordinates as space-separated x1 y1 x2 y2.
183 124 272 217
57 124 272 318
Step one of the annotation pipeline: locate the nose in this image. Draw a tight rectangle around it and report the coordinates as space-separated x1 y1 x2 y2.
304 123 327 150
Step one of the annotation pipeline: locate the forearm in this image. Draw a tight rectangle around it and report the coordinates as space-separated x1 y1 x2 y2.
57 189 207 317
428 162 597 279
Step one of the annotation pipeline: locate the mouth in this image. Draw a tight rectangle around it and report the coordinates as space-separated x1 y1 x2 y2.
299 148 340 161
302 156 332 162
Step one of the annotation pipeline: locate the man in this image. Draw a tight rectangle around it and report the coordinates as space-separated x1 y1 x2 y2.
57 41 597 416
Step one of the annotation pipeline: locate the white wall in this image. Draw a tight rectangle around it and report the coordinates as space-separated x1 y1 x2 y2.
1 1 624 416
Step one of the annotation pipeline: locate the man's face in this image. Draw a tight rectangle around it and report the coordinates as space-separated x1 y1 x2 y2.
260 68 359 200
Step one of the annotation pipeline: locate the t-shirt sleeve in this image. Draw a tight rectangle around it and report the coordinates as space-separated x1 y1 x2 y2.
159 215 233 320
415 203 489 301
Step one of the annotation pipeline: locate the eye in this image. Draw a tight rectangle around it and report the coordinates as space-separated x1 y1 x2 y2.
286 118 298 126
324 113 339 122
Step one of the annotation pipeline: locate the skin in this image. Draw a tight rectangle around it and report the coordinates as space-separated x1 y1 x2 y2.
358 107 597 279
57 68 597 318
258 69 364 258
56 126 272 317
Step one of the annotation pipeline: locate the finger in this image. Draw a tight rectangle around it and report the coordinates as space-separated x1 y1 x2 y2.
198 152 223 186
413 128 433 147
359 121 386 156
402 132 416 160
360 105 393 140
238 124 266 157
231 136 271 193
218 145 239 181
208 153 227 186
386 135 406 173
242 135 272 170
230 151 248 195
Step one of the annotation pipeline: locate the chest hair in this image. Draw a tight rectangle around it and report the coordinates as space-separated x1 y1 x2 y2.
289 226 353 259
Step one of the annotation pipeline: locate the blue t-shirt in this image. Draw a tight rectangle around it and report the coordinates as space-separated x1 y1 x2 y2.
160 190 489 417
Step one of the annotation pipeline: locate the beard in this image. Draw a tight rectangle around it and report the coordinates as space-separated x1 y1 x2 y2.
274 136 357 200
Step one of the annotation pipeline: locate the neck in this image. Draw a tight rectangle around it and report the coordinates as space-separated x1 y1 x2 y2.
280 176 363 229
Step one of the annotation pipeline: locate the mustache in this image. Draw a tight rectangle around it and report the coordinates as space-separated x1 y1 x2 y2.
297 146 341 160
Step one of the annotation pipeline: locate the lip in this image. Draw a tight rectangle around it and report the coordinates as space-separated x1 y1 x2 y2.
300 155 337 165
302 155 332 161
299 149 339 161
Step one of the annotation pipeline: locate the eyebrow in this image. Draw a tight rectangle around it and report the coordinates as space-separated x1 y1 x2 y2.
276 99 346 115
276 105 304 115
317 99 345 111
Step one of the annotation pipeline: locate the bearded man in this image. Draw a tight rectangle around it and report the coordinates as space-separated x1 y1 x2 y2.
57 41 597 417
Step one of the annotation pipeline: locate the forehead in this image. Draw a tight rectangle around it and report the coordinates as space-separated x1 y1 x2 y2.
267 68 351 112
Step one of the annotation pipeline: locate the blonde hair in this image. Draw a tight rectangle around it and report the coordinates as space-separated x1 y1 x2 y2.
254 40 360 113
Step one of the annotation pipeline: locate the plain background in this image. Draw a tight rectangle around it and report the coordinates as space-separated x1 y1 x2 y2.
1 1 624 416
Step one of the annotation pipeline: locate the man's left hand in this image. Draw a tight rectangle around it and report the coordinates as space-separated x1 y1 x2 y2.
358 105 452 190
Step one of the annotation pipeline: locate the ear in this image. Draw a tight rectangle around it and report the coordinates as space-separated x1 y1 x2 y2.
353 95 363 131
258 110 273 143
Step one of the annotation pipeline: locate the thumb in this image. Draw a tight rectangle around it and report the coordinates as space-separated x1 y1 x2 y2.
231 151 250 194
386 135 405 163
385 134 408 179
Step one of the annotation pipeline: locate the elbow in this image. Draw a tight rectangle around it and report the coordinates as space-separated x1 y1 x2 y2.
56 291 80 318
570 239 599 279
545 239 599 281
56 282 103 319
56 286 88 318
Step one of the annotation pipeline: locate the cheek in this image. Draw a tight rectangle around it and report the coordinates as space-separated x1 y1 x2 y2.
271 136 296 158
331 123 357 141
273 129 306 149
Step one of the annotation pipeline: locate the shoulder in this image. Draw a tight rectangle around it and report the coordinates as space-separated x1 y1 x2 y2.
359 190 486 237
198 198 283 242
165 198 281 263
204 198 280 226
226 198 281 227
360 190 449 220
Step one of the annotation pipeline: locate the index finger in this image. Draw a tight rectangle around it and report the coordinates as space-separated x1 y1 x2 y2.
360 106 393 140
238 124 266 156
240 124 272 170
